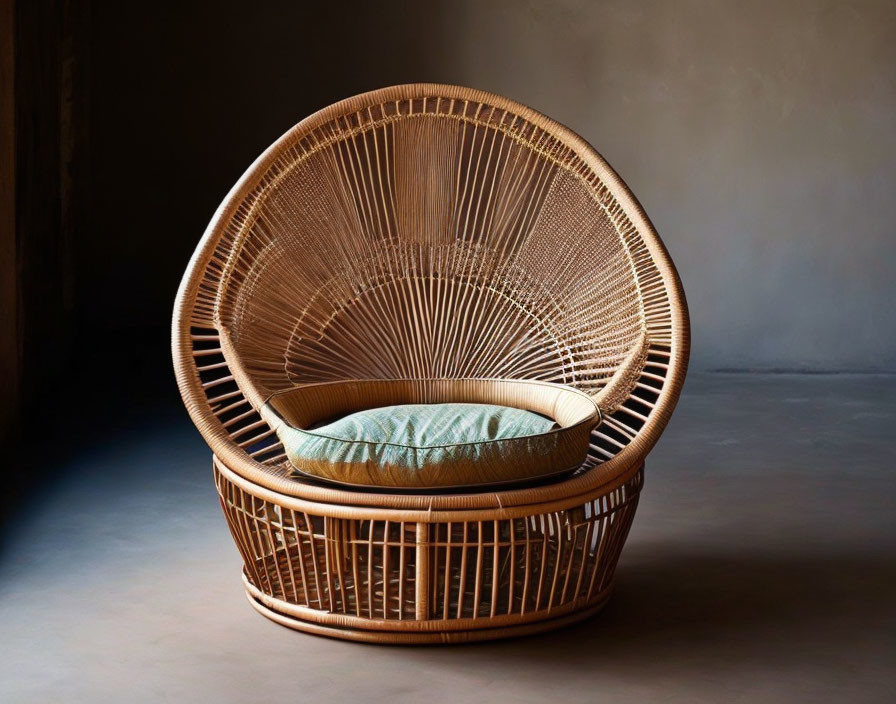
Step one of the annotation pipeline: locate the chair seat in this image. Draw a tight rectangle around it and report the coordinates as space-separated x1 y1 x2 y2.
259 379 600 489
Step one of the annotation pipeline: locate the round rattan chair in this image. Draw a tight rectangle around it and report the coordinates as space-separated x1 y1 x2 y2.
172 84 689 644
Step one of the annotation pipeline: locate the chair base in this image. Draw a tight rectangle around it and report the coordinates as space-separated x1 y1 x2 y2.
244 577 613 644
215 457 643 645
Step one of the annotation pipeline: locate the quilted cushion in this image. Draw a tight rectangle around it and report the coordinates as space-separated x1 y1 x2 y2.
259 379 600 490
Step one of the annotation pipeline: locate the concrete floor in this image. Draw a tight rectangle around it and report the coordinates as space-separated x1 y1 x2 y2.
1 373 894 703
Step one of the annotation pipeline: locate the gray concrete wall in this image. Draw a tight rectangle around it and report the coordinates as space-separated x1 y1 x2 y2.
439 0 896 371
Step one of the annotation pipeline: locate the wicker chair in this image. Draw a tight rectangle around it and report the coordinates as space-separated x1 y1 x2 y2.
172 84 689 644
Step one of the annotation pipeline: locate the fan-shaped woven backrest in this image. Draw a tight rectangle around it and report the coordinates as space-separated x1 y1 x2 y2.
175 85 688 484
209 85 672 417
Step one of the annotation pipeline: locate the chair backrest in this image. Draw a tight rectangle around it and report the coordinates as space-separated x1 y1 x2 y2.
174 84 688 475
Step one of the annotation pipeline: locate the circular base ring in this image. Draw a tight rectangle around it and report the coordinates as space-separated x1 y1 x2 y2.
244 582 613 645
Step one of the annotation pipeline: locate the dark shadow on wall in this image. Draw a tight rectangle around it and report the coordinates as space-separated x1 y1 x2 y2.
79 0 460 405
4 0 459 523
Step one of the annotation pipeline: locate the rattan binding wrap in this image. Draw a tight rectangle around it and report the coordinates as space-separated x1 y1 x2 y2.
172 84 689 643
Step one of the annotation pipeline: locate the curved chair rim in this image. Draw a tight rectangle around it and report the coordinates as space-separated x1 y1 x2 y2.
172 83 690 513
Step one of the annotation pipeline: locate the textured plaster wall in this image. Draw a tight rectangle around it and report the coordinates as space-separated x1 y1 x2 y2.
444 0 896 370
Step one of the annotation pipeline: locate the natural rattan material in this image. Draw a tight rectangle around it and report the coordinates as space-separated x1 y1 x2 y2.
261 378 598 489
172 84 690 643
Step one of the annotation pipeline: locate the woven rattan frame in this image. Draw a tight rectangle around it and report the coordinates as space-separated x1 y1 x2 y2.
172 84 689 643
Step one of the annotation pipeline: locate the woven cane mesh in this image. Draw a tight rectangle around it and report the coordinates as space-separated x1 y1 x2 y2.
213 97 648 410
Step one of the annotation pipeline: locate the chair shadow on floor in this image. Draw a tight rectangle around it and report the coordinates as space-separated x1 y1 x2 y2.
406 543 896 671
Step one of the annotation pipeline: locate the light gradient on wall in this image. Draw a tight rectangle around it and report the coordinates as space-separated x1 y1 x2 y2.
442 0 896 371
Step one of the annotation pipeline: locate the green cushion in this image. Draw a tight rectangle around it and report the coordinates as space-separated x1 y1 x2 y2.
298 402 556 467
259 378 599 489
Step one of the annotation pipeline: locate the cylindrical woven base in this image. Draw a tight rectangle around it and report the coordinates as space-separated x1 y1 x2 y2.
214 458 643 644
